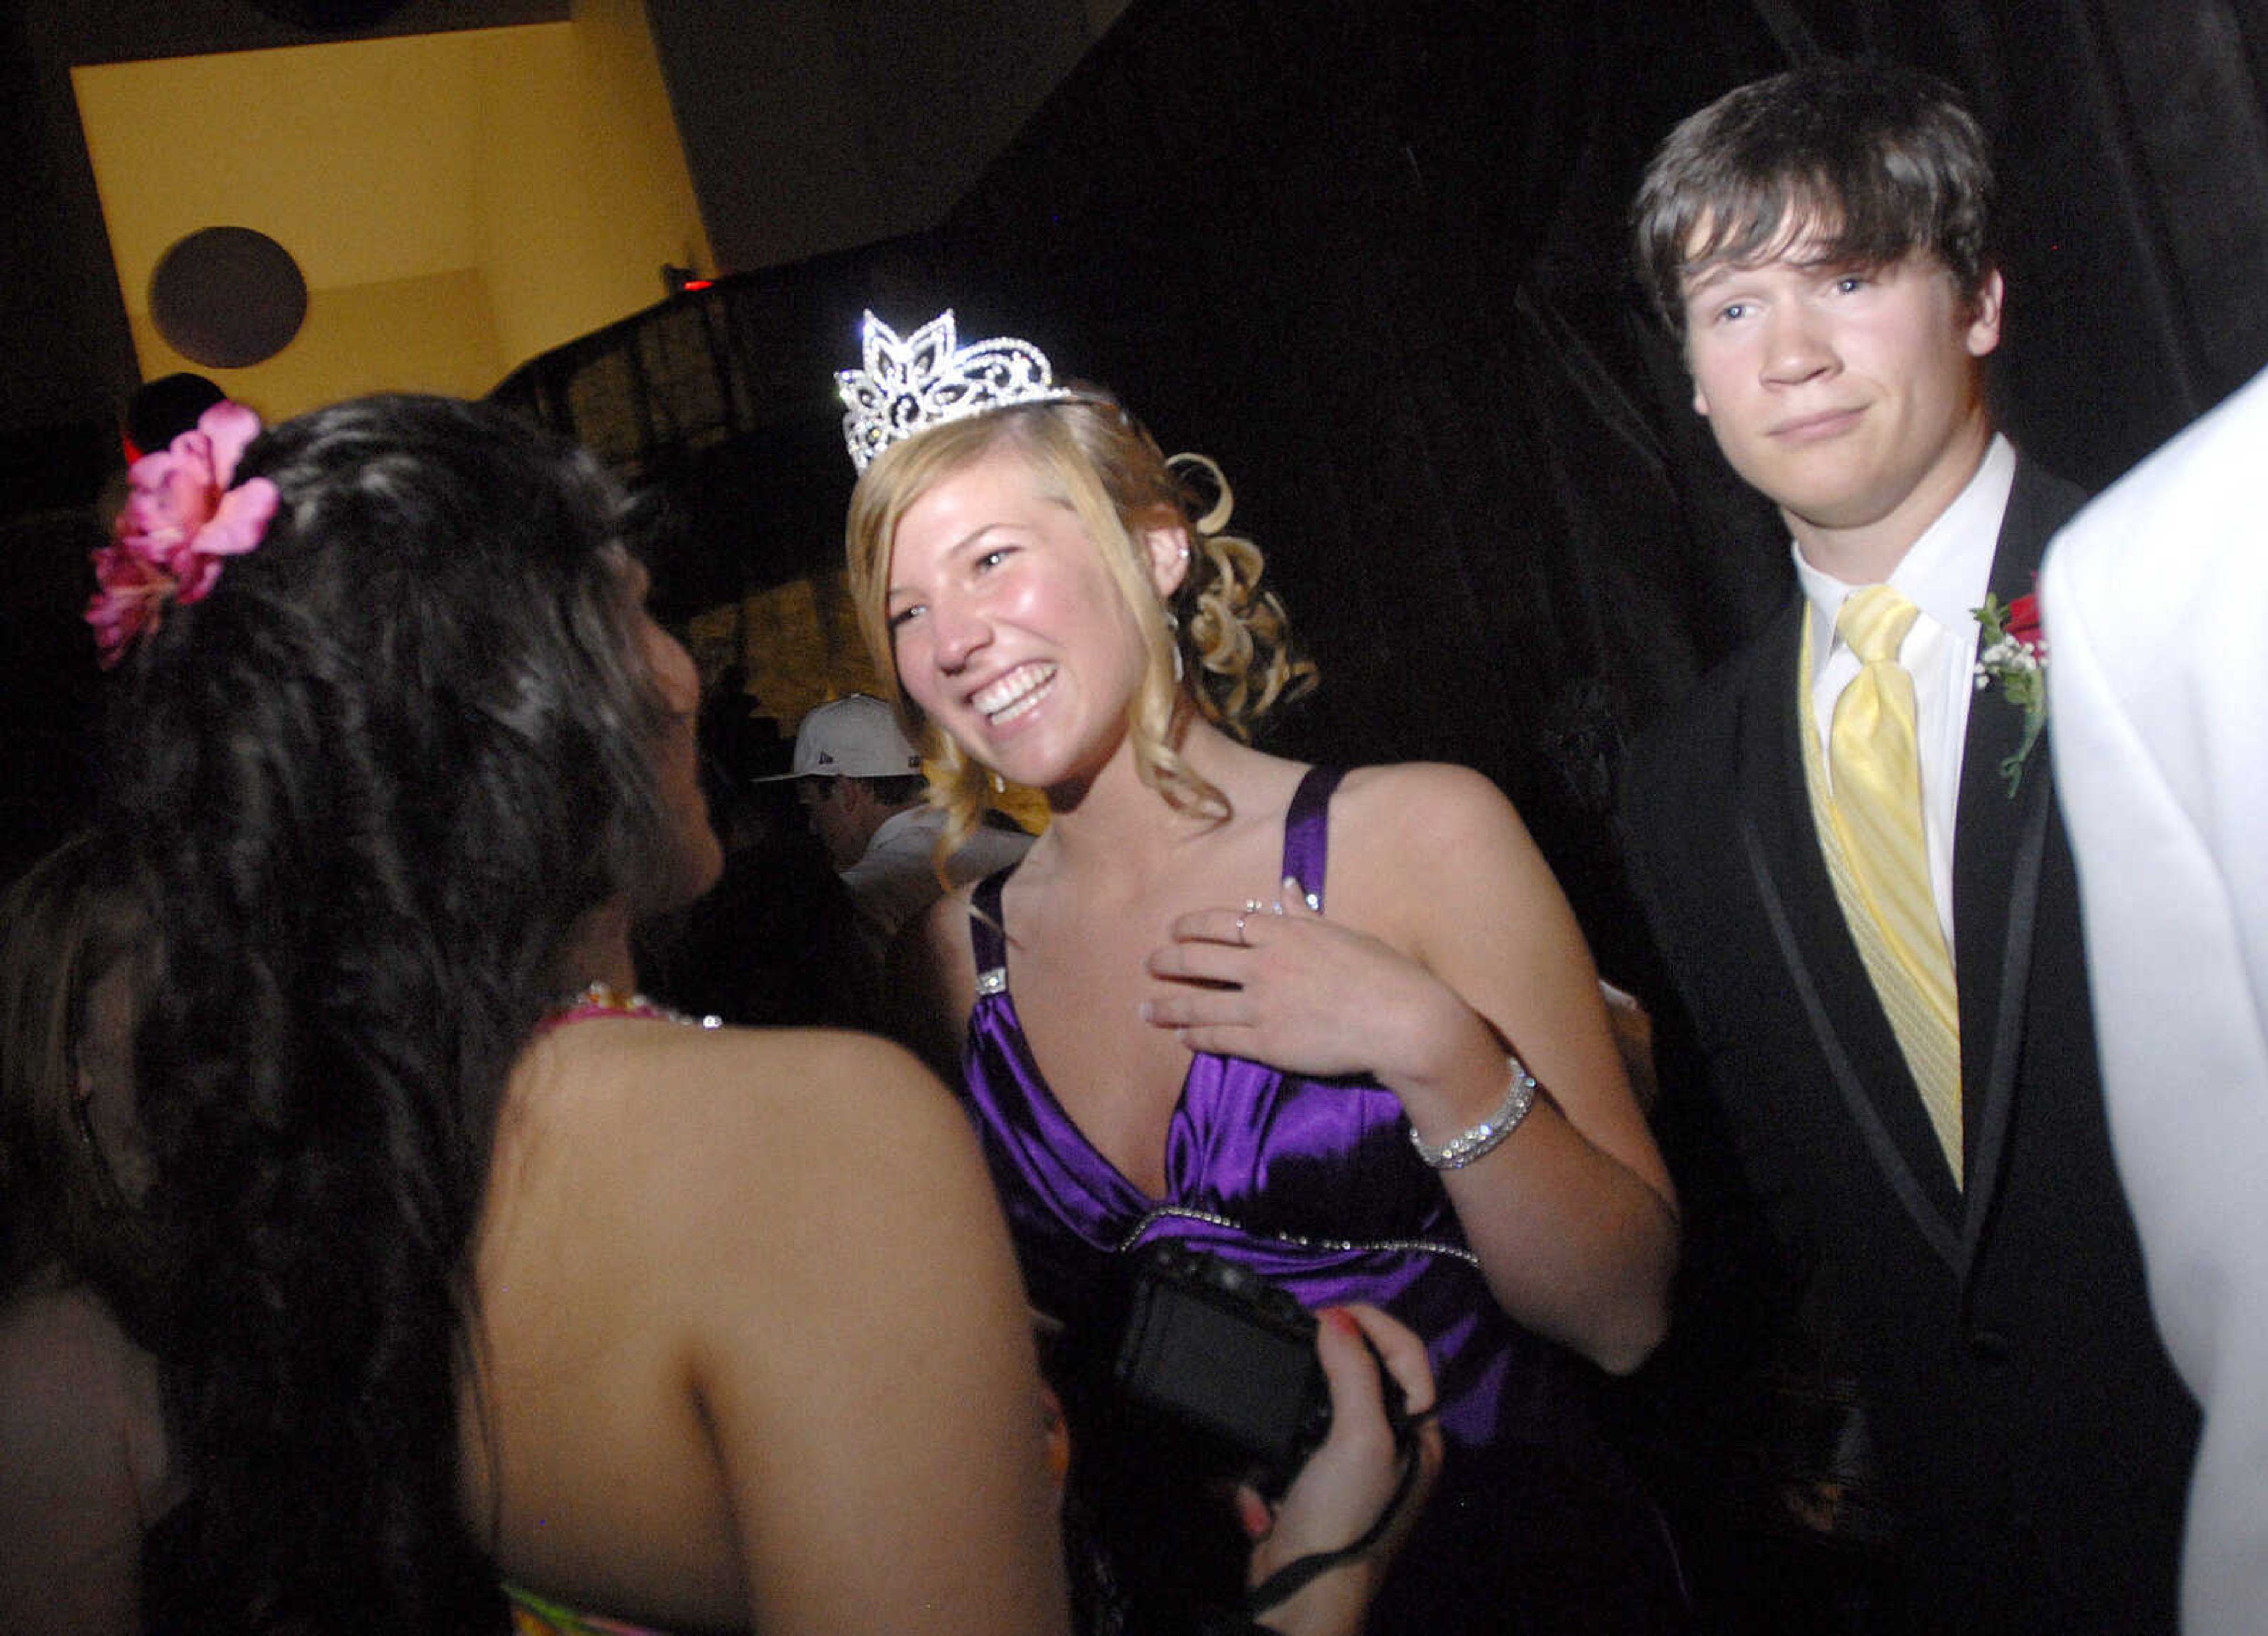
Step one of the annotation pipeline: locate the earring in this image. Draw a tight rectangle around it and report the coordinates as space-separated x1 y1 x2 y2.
991 771 1006 794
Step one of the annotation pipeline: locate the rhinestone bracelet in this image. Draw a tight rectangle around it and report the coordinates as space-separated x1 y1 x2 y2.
1409 1056 1540 1170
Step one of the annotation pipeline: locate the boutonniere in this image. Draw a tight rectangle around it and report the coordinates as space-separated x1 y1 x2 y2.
1972 589 2046 796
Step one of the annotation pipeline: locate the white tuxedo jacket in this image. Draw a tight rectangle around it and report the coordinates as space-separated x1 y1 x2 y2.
2044 364 2268 1636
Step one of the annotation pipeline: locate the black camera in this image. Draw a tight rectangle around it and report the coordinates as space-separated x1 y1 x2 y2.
1112 1241 1391 1496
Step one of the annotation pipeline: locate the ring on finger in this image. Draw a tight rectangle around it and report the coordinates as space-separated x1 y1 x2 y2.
1237 898 1267 947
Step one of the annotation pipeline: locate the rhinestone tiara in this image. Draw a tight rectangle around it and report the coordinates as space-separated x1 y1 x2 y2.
836 309 1078 473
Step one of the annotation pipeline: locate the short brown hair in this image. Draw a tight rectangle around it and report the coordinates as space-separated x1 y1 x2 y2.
1632 58 1995 345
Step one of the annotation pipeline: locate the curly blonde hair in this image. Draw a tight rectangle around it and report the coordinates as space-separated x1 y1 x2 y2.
845 393 1314 858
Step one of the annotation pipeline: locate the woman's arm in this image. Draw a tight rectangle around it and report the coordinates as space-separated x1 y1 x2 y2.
1144 762 1678 1373
668 1031 1070 1635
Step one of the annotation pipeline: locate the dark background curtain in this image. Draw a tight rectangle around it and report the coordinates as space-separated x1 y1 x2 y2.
487 0 2268 987
9 0 2265 919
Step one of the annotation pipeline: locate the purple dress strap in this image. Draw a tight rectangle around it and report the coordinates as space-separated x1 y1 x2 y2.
1280 764 1343 907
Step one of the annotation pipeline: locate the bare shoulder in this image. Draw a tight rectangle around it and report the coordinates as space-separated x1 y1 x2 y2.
600 1029 1062 1634
524 1021 969 1182
908 883 982 997
0 1281 148 1420
557 1023 990 1236
1317 762 1588 985
1337 760 1523 825
498 1021 1003 1357
701 1025 968 1146
1329 762 1540 880
0 1278 167 1611
539 1021 1029 1396
480 1022 1056 1634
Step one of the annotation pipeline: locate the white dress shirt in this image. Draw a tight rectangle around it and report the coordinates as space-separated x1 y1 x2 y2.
1796 433 2017 956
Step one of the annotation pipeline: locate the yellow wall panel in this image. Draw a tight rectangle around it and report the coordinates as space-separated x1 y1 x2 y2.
75 5 708 416
127 269 503 422
74 37 483 294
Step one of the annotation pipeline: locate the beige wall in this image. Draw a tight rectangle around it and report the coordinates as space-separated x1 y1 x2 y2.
73 8 709 421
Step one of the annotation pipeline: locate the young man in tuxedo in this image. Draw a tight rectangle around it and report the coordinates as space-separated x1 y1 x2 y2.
1617 59 2197 1634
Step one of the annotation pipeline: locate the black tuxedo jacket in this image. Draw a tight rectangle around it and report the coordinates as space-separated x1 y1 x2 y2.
1621 460 2198 1634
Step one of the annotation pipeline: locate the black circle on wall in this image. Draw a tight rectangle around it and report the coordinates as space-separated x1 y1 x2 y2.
149 227 309 369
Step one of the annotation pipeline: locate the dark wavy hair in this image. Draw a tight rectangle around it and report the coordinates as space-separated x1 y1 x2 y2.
1632 58 1996 346
104 395 674 1633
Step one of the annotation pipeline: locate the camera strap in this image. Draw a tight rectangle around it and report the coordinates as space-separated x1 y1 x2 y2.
1239 1412 1434 1619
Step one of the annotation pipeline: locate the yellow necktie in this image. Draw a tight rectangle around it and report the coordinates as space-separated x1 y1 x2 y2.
1829 585 1963 1184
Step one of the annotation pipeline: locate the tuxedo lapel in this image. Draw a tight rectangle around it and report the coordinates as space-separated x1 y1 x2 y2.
1735 600 1966 1269
1954 459 2088 1257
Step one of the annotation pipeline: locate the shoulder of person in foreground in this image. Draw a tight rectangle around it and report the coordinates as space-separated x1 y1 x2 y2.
0 1278 167 1636
532 1021 1067 1634
1326 760 1538 882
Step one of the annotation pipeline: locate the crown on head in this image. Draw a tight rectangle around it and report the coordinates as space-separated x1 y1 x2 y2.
836 309 1078 473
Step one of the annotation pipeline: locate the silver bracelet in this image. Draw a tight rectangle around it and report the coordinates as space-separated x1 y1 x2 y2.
1408 1056 1540 1170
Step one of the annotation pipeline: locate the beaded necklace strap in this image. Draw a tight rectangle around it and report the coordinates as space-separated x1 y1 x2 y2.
539 982 721 1034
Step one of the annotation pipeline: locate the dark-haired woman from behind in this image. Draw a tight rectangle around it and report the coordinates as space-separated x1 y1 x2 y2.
90 393 1062 1634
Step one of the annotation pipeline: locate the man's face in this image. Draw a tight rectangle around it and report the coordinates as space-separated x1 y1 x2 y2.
1680 233 2003 558
798 777 871 871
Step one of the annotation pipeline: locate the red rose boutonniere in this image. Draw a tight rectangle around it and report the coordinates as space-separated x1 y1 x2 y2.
1973 589 2047 796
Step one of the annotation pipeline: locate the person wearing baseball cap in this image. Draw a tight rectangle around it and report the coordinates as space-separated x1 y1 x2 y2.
767 695 1029 966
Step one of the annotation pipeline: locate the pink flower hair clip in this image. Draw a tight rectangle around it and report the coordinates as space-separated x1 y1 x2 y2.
87 400 279 669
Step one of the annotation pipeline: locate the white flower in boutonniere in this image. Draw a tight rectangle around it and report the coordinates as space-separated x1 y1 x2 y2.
1972 589 2047 796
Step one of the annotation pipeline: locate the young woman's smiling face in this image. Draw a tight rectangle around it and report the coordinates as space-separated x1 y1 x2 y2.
885 443 1157 797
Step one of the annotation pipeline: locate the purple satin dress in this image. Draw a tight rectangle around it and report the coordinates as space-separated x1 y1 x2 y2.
960 767 1683 1634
